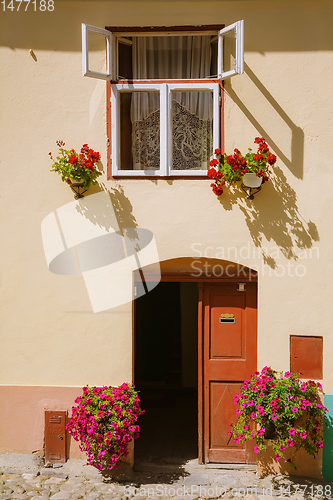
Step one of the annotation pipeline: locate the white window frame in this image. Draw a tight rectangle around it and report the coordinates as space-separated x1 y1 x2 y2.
82 23 114 80
111 83 166 177
82 22 244 176
218 20 244 79
111 82 219 177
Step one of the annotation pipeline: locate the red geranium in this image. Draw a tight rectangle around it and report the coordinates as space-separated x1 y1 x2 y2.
211 183 223 196
259 143 269 154
267 153 277 165
215 171 224 181
91 152 100 162
207 168 217 179
68 154 78 165
85 160 94 170
226 155 235 166
253 154 264 162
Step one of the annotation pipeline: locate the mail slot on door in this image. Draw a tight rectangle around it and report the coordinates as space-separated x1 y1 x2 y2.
219 314 235 324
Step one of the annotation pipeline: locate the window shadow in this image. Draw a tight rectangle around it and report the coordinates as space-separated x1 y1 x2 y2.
225 62 304 179
218 166 319 268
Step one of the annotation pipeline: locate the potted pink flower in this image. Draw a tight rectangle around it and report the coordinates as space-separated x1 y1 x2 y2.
66 383 144 471
229 366 327 469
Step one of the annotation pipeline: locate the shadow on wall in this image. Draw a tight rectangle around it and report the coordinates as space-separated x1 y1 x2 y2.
218 166 319 269
225 63 304 179
221 61 319 267
75 183 138 240
75 178 319 272
108 184 138 233
2 3 333 52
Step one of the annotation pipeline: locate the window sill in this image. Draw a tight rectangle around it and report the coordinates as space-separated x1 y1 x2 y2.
107 174 210 181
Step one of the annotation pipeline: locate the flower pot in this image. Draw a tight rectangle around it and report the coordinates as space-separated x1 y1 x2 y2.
242 173 263 189
67 179 88 199
257 439 323 480
264 422 276 440
69 179 85 186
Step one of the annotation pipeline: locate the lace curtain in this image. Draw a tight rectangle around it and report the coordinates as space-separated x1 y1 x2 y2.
130 36 213 170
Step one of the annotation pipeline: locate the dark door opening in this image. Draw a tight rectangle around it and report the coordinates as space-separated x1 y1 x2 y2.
134 281 198 464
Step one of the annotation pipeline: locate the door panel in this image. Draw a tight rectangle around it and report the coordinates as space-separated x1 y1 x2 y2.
209 381 245 462
201 281 257 464
210 293 244 358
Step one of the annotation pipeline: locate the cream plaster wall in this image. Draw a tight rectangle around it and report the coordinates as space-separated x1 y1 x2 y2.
0 1 333 394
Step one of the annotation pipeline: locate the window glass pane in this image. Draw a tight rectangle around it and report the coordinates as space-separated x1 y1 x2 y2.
118 40 133 79
171 91 213 171
119 91 160 171
210 38 218 77
87 30 107 75
222 30 236 74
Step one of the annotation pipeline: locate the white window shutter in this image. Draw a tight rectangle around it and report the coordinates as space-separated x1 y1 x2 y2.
82 23 113 80
218 20 244 79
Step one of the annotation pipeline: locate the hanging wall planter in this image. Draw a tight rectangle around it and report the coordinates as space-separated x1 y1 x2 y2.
49 141 102 199
67 180 88 200
208 137 276 199
241 173 263 200
242 172 262 189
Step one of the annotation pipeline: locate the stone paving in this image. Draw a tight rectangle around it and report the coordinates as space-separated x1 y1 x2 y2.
0 457 332 500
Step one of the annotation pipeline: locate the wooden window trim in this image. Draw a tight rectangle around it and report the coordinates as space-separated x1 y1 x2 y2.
106 25 225 34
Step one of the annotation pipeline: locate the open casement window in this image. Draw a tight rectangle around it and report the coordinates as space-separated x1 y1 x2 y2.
82 24 114 80
218 20 244 79
82 22 244 177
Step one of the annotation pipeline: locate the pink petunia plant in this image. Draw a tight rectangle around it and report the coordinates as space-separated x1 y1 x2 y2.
229 366 328 469
66 383 144 471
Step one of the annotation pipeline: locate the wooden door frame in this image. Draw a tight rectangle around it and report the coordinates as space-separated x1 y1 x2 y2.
133 270 258 465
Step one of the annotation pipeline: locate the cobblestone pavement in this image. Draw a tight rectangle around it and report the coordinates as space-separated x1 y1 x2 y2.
1 466 333 500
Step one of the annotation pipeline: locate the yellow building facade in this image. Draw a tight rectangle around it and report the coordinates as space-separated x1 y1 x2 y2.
0 0 332 480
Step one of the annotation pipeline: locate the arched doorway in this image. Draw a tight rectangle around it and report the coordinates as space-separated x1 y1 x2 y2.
133 258 257 465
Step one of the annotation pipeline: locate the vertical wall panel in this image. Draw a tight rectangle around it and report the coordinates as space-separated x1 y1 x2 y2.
323 394 333 481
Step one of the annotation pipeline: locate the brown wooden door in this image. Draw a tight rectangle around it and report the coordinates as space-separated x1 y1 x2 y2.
199 281 257 464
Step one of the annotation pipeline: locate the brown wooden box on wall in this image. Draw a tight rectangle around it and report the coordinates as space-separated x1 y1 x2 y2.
290 335 323 379
44 411 66 464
